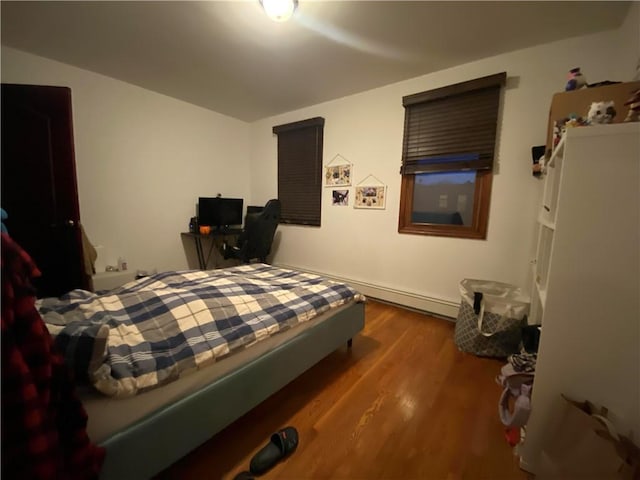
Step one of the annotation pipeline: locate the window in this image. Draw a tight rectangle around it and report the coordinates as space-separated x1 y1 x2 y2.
398 73 506 239
273 117 325 226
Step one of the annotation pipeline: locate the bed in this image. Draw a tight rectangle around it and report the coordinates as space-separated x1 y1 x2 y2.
37 263 365 479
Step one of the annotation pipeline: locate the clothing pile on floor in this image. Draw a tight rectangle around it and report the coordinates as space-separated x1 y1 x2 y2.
496 327 540 446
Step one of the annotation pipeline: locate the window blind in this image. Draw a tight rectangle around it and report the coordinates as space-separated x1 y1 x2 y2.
273 117 324 226
401 72 506 175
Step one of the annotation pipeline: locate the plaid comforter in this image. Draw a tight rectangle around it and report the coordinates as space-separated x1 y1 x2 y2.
37 264 364 398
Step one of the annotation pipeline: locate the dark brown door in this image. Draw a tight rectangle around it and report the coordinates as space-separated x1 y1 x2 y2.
1 83 88 297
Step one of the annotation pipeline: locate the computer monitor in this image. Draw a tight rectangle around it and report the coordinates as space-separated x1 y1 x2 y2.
197 197 244 230
197 197 219 227
218 198 243 229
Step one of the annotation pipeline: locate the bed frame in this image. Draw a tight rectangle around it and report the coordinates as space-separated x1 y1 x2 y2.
98 301 365 479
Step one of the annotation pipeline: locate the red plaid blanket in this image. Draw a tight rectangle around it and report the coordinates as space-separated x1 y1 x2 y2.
1 233 105 479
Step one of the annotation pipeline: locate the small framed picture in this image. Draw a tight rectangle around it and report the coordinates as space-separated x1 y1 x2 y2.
354 185 386 209
325 165 352 187
332 189 349 206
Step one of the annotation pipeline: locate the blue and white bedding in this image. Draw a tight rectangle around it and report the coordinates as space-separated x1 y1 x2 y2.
38 264 365 398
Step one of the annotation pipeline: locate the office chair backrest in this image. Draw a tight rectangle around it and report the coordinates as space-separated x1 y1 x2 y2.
238 199 281 263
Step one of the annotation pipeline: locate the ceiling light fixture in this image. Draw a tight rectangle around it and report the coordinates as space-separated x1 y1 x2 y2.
260 0 298 22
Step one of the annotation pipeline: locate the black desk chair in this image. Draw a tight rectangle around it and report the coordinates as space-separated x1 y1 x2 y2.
221 199 281 264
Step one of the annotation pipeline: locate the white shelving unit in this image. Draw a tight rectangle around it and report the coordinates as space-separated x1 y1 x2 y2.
520 123 640 473
528 134 564 326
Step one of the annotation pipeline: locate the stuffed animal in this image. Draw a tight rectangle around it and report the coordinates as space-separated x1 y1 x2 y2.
587 101 616 124
623 89 640 122
552 114 588 147
565 67 588 91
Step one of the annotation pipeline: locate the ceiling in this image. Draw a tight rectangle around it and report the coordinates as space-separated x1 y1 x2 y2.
1 1 631 122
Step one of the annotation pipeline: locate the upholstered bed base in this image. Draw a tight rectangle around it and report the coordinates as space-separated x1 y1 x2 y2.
98 301 365 479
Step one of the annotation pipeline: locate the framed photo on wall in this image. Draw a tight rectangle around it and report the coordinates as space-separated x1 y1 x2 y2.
354 185 386 209
325 164 352 187
332 189 349 206
324 154 352 187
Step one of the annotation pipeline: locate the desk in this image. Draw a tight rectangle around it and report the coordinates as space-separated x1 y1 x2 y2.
181 229 242 270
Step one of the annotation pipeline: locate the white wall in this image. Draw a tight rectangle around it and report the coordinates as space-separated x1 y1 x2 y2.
249 28 622 314
1 46 251 273
615 1 640 81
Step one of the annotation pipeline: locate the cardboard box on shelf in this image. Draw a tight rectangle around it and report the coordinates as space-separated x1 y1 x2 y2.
545 81 640 154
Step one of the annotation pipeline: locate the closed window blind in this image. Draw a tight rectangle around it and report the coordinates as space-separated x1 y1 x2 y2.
273 117 325 226
401 72 506 175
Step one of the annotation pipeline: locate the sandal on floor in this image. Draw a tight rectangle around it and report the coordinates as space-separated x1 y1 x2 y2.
249 426 299 476
233 472 254 480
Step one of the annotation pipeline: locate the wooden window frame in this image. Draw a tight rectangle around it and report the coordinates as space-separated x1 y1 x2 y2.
273 117 324 226
398 169 493 239
398 73 505 239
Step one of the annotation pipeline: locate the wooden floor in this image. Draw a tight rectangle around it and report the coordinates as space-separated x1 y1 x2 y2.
157 300 527 480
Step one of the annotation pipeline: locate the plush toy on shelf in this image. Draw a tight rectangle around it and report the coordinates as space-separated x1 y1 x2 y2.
623 89 640 122
564 113 586 129
587 100 616 124
552 113 588 148
565 67 588 91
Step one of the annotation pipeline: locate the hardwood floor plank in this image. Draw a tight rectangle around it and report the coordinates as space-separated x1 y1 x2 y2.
156 300 527 480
